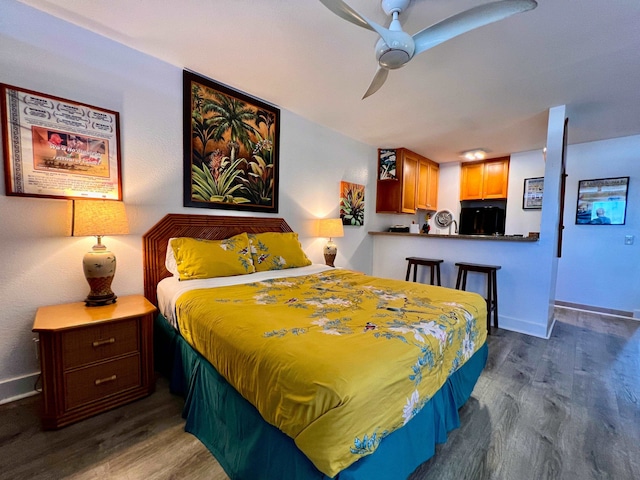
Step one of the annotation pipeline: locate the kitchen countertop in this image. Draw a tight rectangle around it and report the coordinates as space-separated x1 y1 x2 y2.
368 231 539 242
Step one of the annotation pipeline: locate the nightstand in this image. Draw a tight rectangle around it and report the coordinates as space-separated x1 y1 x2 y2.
33 295 157 429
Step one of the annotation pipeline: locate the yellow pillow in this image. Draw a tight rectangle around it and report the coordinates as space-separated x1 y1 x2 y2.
171 233 255 280
249 232 312 272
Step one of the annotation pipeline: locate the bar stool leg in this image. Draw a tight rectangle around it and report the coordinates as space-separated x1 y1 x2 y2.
486 275 493 332
429 266 435 286
436 264 441 286
455 267 463 289
492 269 499 329
413 264 418 282
405 262 412 282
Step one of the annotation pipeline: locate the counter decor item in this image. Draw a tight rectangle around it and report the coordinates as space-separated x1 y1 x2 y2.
422 213 431 233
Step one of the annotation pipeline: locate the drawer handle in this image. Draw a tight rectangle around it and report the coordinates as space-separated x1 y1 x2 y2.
95 375 117 386
92 337 116 347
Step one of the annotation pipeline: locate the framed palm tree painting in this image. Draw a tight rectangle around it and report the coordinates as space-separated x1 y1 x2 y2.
183 70 280 212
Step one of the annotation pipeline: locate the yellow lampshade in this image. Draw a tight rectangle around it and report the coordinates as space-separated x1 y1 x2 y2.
69 200 129 237
68 200 129 306
318 218 344 239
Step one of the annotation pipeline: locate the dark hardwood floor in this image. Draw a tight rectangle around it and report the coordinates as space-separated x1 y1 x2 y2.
1 308 638 480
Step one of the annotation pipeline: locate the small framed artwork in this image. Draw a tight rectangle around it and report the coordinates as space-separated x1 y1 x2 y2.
183 70 280 213
575 176 629 225
523 177 544 210
340 181 365 226
378 148 397 180
1 83 122 200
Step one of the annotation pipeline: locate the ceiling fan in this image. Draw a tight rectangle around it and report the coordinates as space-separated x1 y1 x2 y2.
319 0 538 98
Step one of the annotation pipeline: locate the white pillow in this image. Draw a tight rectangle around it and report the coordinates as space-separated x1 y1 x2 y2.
165 238 179 275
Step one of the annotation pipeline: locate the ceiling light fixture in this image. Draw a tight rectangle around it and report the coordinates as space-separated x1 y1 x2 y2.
460 149 488 161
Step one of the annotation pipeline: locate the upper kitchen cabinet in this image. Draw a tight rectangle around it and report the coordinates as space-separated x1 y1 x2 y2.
376 148 439 214
460 157 510 200
417 158 439 211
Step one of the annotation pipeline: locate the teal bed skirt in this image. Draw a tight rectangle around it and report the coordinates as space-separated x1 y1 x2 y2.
155 314 488 480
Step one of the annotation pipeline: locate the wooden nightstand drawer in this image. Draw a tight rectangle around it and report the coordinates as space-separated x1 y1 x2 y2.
62 318 139 369
65 354 142 410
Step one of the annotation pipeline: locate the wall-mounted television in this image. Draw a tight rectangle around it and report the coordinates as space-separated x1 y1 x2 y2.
575 176 629 225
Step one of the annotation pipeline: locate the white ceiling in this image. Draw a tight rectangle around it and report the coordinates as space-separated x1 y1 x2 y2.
18 0 640 163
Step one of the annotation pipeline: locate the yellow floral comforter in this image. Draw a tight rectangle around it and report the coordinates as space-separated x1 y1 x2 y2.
175 269 487 477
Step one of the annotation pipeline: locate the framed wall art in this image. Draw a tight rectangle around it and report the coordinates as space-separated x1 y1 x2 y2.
340 181 365 226
378 148 397 180
1 84 122 200
183 70 280 213
575 176 629 225
522 177 544 210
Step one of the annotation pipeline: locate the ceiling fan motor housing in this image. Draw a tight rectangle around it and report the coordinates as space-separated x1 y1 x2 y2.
375 25 414 68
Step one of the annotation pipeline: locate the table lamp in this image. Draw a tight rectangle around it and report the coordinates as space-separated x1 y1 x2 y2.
318 218 344 267
69 200 129 306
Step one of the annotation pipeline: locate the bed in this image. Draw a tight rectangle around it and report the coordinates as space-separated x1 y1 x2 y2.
143 213 488 480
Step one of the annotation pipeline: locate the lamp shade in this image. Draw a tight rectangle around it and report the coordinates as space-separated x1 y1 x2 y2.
318 218 344 238
70 200 129 237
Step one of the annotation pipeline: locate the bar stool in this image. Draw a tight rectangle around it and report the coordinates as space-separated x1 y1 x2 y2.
454 262 501 334
405 257 444 286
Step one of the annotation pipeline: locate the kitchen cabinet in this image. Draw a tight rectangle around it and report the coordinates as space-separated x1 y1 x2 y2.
460 157 509 200
417 158 439 210
376 148 439 214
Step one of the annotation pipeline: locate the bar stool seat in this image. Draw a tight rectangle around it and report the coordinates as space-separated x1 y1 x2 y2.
454 262 501 334
405 257 444 286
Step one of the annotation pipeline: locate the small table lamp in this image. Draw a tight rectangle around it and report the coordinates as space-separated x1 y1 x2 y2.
69 200 129 306
318 218 344 267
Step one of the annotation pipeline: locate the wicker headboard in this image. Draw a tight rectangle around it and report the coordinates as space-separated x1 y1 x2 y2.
142 213 294 306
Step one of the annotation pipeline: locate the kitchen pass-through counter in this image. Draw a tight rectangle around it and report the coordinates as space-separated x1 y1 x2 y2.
368 231 539 242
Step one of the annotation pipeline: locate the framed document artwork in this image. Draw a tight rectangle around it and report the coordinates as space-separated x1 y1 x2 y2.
523 177 544 210
1 84 122 200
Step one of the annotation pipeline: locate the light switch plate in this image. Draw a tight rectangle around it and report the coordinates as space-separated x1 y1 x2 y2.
625 235 634 245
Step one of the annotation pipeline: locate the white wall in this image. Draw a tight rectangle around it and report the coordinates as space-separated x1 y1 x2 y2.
556 135 640 314
505 150 545 235
0 1 385 403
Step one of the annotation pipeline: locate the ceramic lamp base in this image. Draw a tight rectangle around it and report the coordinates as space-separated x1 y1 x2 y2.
324 252 337 267
83 243 117 307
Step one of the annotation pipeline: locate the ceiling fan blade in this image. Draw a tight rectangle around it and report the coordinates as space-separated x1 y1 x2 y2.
412 0 537 56
362 67 389 99
318 0 377 32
